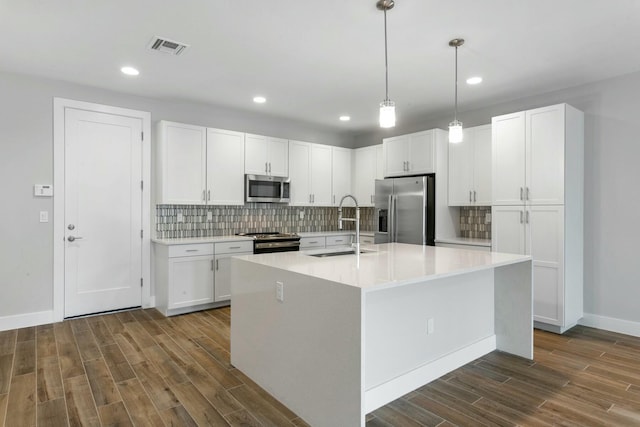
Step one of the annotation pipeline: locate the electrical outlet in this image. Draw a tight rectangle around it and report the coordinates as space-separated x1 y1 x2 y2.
485 213 491 224
276 281 284 302
299 210 305 220
177 213 184 222
427 318 435 335
207 212 213 221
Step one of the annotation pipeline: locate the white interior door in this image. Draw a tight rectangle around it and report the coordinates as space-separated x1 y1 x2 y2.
64 108 143 317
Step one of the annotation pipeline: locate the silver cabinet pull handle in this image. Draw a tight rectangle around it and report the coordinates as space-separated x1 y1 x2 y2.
202 190 206 201
309 194 312 203
309 241 318 244
211 260 214 271
474 190 477 202
265 162 268 173
520 211 524 224
186 249 199 252
469 191 472 202
525 187 530 201
269 162 272 174
229 246 241 250
520 187 524 201
216 259 219 270
526 210 530 224
208 190 211 201
67 236 83 242
333 195 335 205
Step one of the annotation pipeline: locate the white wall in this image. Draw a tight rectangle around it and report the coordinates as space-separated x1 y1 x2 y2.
355 70 640 328
0 70 352 321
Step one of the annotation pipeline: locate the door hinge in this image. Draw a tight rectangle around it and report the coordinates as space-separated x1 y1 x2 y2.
140 229 143 238
140 278 143 287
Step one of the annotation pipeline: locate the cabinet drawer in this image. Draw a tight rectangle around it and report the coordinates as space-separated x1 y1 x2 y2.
214 240 254 254
360 235 375 245
168 244 214 258
300 237 325 249
326 235 352 247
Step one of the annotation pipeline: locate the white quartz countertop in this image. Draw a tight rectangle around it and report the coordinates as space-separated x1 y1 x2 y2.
235 243 530 291
298 230 375 238
152 235 253 245
435 237 492 247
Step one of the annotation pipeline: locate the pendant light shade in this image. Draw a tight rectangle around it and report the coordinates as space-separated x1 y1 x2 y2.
380 100 396 128
377 0 395 128
449 38 464 143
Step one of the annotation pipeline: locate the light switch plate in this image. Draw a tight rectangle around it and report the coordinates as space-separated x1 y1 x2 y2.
39 211 49 223
34 184 53 197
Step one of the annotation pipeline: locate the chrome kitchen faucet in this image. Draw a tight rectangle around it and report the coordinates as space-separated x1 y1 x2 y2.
338 194 360 255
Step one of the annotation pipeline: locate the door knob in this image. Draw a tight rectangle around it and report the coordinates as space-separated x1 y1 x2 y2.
67 236 83 242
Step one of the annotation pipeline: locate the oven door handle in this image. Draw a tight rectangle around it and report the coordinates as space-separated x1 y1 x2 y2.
254 241 301 250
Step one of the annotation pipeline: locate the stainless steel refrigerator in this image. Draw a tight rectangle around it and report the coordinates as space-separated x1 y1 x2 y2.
374 175 435 245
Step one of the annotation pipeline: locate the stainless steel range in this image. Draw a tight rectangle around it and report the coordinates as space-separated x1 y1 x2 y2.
236 232 301 254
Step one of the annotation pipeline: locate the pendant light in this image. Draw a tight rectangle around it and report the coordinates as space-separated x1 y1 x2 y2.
377 0 395 128
449 38 464 143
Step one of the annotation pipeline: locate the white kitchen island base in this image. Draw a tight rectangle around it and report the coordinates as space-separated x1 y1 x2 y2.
231 244 532 427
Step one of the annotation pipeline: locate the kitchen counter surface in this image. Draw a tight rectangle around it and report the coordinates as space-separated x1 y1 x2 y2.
435 237 492 247
151 235 253 245
297 230 374 238
235 242 529 291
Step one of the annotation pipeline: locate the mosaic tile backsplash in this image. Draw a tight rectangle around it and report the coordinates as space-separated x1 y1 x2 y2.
459 206 491 239
155 204 376 239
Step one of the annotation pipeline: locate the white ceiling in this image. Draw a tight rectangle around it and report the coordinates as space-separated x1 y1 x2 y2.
1 0 640 134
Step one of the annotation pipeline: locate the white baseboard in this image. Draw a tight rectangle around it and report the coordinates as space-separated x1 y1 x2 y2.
579 313 640 338
364 335 496 413
0 310 54 332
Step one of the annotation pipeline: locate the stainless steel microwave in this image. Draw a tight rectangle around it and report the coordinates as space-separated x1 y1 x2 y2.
245 175 290 203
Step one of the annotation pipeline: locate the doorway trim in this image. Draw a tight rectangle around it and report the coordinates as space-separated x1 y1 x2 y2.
53 98 152 322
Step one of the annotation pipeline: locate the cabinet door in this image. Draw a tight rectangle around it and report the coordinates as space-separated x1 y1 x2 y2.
158 121 207 204
267 137 289 177
331 147 352 206
448 134 473 206
473 124 493 205
288 141 311 206
354 146 377 207
383 136 408 177
529 205 564 326
375 145 384 179
167 255 214 309
207 128 245 205
492 112 526 205
526 105 565 205
408 130 435 174
311 144 332 206
213 252 252 302
245 134 269 175
491 206 526 255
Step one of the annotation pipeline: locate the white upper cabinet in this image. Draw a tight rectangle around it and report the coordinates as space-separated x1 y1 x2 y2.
353 145 381 207
448 124 492 206
288 141 332 206
157 121 207 205
492 112 526 205
492 104 570 206
383 130 435 177
206 128 245 205
157 121 245 206
245 134 289 177
331 147 352 206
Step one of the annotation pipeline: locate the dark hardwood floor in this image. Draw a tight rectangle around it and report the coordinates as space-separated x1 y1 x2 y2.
1 307 639 426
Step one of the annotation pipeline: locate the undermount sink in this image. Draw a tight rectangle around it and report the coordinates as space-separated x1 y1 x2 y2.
304 248 377 258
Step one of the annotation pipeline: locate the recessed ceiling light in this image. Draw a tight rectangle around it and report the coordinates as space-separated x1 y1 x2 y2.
339 116 351 122
466 76 483 85
253 96 266 104
121 66 139 76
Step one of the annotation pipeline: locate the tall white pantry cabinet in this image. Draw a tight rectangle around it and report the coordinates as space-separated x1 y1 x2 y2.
491 103 584 333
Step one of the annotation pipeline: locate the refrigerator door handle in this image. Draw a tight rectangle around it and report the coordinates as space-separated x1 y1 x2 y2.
388 195 394 242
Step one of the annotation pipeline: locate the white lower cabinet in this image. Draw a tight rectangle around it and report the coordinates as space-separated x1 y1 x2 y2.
213 241 253 302
154 240 252 316
492 205 568 329
435 242 491 252
300 237 326 249
326 234 352 247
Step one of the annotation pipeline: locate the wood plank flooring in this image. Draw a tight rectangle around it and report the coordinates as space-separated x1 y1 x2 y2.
1 307 639 426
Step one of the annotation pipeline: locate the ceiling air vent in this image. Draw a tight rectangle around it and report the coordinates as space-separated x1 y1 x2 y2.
147 36 189 56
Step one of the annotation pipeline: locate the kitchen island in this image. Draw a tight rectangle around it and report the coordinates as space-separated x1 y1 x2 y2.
231 243 532 427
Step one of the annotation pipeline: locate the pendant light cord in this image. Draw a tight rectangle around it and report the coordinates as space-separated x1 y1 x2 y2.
384 8 389 102
454 44 458 122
